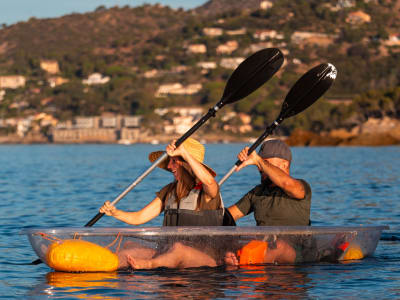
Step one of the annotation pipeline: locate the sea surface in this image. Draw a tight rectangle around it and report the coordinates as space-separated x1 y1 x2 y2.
0 144 399 299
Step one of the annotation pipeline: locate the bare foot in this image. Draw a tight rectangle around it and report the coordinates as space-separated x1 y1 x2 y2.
224 251 239 266
127 254 153 270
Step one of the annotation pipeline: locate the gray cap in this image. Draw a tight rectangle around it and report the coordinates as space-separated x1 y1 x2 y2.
258 139 292 162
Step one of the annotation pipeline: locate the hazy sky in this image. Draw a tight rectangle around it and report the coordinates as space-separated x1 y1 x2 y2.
1 0 208 25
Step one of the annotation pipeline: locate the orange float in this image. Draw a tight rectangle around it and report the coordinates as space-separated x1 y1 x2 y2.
46 239 119 272
237 240 268 265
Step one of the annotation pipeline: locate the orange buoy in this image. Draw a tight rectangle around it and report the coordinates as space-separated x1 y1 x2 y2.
46 239 119 272
237 240 268 265
341 244 364 260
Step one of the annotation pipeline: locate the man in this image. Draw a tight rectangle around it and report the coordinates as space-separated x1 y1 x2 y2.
222 139 313 267
227 139 311 226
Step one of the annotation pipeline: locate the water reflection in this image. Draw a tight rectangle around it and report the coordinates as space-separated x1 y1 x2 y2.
39 265 312 299
224 265 311 299
45 271 119 299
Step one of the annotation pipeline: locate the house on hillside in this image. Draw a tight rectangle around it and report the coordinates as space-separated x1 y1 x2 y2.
203 27 223 37
226 28 247 36
171 106 203 117
40 60 60 74
253 30 284 41
245 42 274 53
0 90 5 101
346 11 371 24
48 76 69 88
216 41 239 54
291 31 338 47
187 44 207 54
383 34 400 47
337 0 355 9
53 115 142 143
197 61 217 69
155 83 202 97
82 73 110 85
260 1 273 10
144 69 159 78
0 75 26 89
220 58 245 69
33 113 58 127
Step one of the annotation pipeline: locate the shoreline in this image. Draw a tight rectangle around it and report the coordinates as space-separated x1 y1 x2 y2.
0 131 399 146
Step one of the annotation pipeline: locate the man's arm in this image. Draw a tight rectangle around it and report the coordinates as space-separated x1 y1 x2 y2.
255 157 305 199
228 205 245 221
235 146 305 199
227 187 255 221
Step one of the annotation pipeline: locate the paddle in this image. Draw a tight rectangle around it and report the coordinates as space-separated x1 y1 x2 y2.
218 62 337 187
83 48 283 227
30 48 284 265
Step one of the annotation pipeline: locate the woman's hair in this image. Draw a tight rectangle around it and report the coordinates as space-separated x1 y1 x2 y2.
174 161 196 201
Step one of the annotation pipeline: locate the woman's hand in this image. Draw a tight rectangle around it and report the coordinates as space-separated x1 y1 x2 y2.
166 140 187 158
100 201 118 216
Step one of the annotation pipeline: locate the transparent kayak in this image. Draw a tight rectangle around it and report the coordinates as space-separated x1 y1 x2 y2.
22 226 389 271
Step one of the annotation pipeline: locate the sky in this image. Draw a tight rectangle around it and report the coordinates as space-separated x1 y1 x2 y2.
0 0 208 25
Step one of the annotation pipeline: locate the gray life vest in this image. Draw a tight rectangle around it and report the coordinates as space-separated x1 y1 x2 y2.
163 187 224 226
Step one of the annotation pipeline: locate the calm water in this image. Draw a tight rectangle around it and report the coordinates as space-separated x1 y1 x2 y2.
0 144 399 299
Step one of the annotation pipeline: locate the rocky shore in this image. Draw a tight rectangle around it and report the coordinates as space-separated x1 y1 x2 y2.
286 117 400 146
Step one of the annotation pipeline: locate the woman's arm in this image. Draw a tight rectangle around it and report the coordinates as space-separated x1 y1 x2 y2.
99 196 163 225
167 140 219 199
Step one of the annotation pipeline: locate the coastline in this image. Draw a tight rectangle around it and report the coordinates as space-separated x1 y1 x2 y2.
1 129 400 146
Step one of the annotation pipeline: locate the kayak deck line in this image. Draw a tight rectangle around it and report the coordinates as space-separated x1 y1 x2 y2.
21 225 390 236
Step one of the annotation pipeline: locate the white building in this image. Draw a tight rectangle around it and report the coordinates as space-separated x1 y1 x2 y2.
203 27 223 37
216 40 239 54
187 44 207 54
82 73 110 85
220 58 245 69
0 75 26 89
155 83 202 97
197 61 217 69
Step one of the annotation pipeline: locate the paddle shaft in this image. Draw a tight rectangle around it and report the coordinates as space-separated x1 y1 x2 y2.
218 118 282 186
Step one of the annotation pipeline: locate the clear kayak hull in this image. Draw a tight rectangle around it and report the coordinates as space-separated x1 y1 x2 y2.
22 226 389 271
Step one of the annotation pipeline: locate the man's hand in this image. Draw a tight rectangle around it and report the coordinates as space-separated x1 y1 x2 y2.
236 147 260 172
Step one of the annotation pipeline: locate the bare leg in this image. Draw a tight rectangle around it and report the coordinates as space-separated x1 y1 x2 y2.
224 240 296 267
127 242 217 269
264 240 296 264
117 241 156 269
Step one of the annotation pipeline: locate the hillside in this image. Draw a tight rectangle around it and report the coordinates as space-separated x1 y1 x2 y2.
0 0 399 141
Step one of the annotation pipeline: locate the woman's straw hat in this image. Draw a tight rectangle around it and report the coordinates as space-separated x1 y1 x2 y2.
148 138 216 177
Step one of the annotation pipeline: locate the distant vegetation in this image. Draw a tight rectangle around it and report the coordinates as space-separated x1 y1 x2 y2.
0 0 399 134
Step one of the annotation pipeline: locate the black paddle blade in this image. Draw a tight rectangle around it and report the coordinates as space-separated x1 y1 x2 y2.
280 63 337 118
220 48 284 105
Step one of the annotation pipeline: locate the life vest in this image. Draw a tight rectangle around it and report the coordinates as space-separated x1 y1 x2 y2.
163 185 224 226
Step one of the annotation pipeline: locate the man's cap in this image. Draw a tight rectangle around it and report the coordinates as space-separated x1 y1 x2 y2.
258 139 292 162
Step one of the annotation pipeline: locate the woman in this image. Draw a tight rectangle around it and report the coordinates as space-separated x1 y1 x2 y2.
100 137 223 226
100 138 224 269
